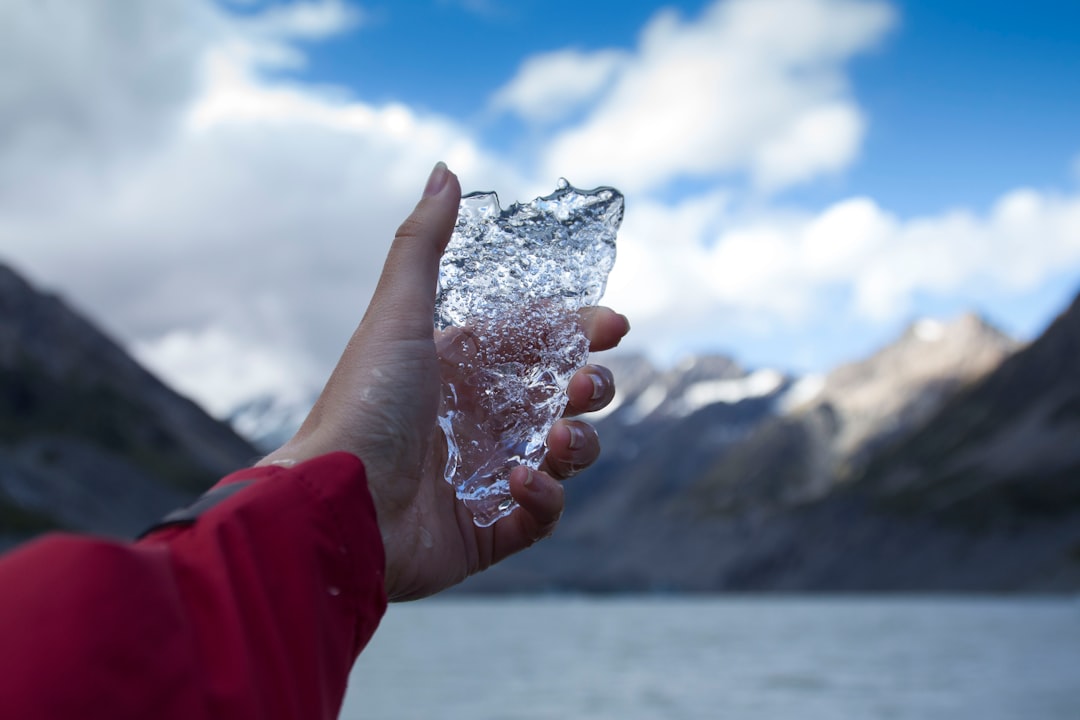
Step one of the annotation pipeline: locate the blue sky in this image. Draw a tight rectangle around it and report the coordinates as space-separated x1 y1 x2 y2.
291 0 1080 213
2 0 1079 414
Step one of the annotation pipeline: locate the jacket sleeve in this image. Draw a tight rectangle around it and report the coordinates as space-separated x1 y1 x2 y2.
0 451 387 720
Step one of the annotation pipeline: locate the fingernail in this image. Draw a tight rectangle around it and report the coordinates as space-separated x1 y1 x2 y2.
423 161 449 198
620 314 631 334
522 468 535 488
567 425 585 450
590 373 606 401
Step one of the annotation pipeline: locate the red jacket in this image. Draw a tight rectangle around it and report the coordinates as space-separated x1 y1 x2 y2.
0 452 387 719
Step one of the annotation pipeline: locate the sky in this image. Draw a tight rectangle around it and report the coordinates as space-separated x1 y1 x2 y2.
2 0 1079 417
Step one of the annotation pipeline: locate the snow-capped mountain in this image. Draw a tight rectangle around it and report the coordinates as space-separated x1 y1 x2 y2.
219 303 1080 593
228 391 318 454
459 311 1035 592
7 249 1073 591
225 313 1017 525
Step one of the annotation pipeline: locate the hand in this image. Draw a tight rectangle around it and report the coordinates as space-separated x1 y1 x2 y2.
259 163 629 601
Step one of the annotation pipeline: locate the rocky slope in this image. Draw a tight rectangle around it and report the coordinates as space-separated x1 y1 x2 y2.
823 290 1080 590
0 263 259 544
688 312 1018 515
460 305 1080 593
699 292 1080 592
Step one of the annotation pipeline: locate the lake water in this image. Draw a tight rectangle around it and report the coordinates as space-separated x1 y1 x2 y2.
342 595 1080 720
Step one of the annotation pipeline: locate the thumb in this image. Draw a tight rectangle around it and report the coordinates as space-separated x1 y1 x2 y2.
365 162 461 339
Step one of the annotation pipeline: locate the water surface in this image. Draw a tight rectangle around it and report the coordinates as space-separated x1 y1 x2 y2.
343 595 1080 719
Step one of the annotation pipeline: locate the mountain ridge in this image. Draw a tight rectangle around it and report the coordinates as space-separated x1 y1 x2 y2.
3 258 1076 591
0 262 258 543
460 303 1079 592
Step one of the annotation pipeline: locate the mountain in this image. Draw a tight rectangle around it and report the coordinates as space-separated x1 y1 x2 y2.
221 293 1078 592
688 312 1018 515
859 297 1080 507
28 238 1065 593
0 263 259 546
701 294 1080 593
459 310 1051 592
229 391 316 453
825 290 1080 589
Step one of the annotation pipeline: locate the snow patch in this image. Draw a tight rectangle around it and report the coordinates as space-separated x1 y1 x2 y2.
672 369 785 417
624 382 668 423
778 374 826 413
914 318 946 342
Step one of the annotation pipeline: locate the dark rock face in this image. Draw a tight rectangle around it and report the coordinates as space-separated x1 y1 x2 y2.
859 295 1080 506
0 263 259 544
813 291 1080 591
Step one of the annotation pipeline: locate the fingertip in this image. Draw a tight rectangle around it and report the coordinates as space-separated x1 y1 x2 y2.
404 161 461 251
565 365 614 415
512 465 532 488
511 467 563 516
545 419 572 451
422 161 450 199
490 468 565 560
582 306 631 352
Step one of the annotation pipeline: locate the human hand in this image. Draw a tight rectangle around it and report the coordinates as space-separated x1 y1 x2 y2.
259 163 629 601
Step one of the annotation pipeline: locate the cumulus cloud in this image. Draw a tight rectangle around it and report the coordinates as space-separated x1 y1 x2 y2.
490 49 629 125
752 102 864 190
3 0 1079 419
0 0 519 409
0 0 218 202
131 325 316 417
239 0 362 41
603 186 1080 363
523 0 894 194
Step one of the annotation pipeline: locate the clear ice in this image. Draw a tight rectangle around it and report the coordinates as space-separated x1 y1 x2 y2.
435 179 623 527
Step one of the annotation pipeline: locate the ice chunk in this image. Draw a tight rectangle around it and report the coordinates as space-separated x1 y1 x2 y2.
435 179 623 526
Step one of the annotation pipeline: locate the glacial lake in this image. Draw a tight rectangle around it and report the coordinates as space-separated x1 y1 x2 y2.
342 595 1080 720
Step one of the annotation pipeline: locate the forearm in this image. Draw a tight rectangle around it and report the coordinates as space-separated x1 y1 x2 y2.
0 452 387 720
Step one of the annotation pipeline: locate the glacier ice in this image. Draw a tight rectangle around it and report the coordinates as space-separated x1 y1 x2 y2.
435 179 623 526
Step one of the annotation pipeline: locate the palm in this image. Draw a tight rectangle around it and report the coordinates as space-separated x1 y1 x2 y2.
359 326 600 602
261 164 627 601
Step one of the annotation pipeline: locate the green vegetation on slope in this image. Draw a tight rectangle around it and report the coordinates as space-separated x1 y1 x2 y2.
0 358 219 494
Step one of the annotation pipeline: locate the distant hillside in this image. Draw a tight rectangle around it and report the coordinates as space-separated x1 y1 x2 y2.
689 313 1018 515
0 263 259 544
461 296 1080 593
11 254 1074 592
728 294 1080 592
855 290 1080 537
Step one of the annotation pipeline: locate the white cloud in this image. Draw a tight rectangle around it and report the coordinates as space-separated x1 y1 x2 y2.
602 190 730 322
491 49 629 125
753 102 865 190
0 0 220 202
132 325 316 417
240 0 362 41
604 186 1080 364
3 0 1079 421
530 0 894 194
0 0 520 414
851 189 1080 319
